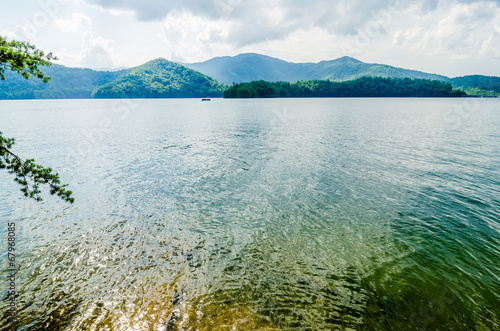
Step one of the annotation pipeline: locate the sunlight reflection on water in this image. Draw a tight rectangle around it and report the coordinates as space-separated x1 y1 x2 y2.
1 98 499 330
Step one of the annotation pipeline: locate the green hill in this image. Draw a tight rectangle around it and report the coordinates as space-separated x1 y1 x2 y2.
299 56 449 81
0 64 128 99
92 58 227 98
449 75 500 96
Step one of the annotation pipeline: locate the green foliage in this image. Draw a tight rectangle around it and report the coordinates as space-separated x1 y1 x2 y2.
92 58 227 98
224 77 465 98
0 35 57 83
458 87 499 97
0 132 74 203
449 75 500 96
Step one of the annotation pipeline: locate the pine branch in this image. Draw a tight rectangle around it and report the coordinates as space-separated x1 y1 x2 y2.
0 134 74 203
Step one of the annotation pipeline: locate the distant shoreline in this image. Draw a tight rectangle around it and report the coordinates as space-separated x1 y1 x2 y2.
223 77 466 99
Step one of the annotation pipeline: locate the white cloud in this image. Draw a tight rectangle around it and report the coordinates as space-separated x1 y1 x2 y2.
0 30 16 39
79 0 500 54
159 12 233 62
51 12 116 69
393 2 499 58
450 54 469 60
480 30 500 58
80 32 115 68
51 33 115 69
85 0 410 46
54 13 92 33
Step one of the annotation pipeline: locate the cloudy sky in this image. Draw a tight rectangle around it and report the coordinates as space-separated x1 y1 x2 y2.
1 0 499 77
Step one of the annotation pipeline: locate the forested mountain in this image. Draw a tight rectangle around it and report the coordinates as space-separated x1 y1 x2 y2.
298 56 449 81
92 59 226 98
0 64 128 99
186 54 499 96
0 59 226 100
224 77 465 98
185 53 448 84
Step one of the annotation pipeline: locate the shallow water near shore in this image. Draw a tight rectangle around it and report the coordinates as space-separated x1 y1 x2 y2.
1 98 499 330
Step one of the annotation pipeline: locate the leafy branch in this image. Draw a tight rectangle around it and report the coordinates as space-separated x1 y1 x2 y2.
0 35 57 82
0 132 74 203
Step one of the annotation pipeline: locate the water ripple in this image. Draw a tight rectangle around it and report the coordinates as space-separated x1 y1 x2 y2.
1 99 499 330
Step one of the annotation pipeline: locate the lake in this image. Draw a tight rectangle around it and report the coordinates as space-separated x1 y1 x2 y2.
1 98 499 330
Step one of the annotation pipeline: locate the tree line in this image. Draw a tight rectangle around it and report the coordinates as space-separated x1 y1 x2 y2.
224 77 466 98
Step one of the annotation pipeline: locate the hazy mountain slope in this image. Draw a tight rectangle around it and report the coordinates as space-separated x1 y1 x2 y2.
92 58 227 98
187 54 498 96
299 57 449 81
185 53 310 85
0 65 128 99
185 54 450 84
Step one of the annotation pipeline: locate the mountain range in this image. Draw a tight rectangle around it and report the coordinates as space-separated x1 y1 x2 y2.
0 53 499 99
185 54 450 84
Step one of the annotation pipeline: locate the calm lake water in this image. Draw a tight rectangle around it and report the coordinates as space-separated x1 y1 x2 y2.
1 98 499 330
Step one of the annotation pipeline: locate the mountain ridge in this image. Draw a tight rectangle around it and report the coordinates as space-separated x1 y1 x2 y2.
184 53 450 84
0 64 128 99
0 54 499 99
184 53 499 95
